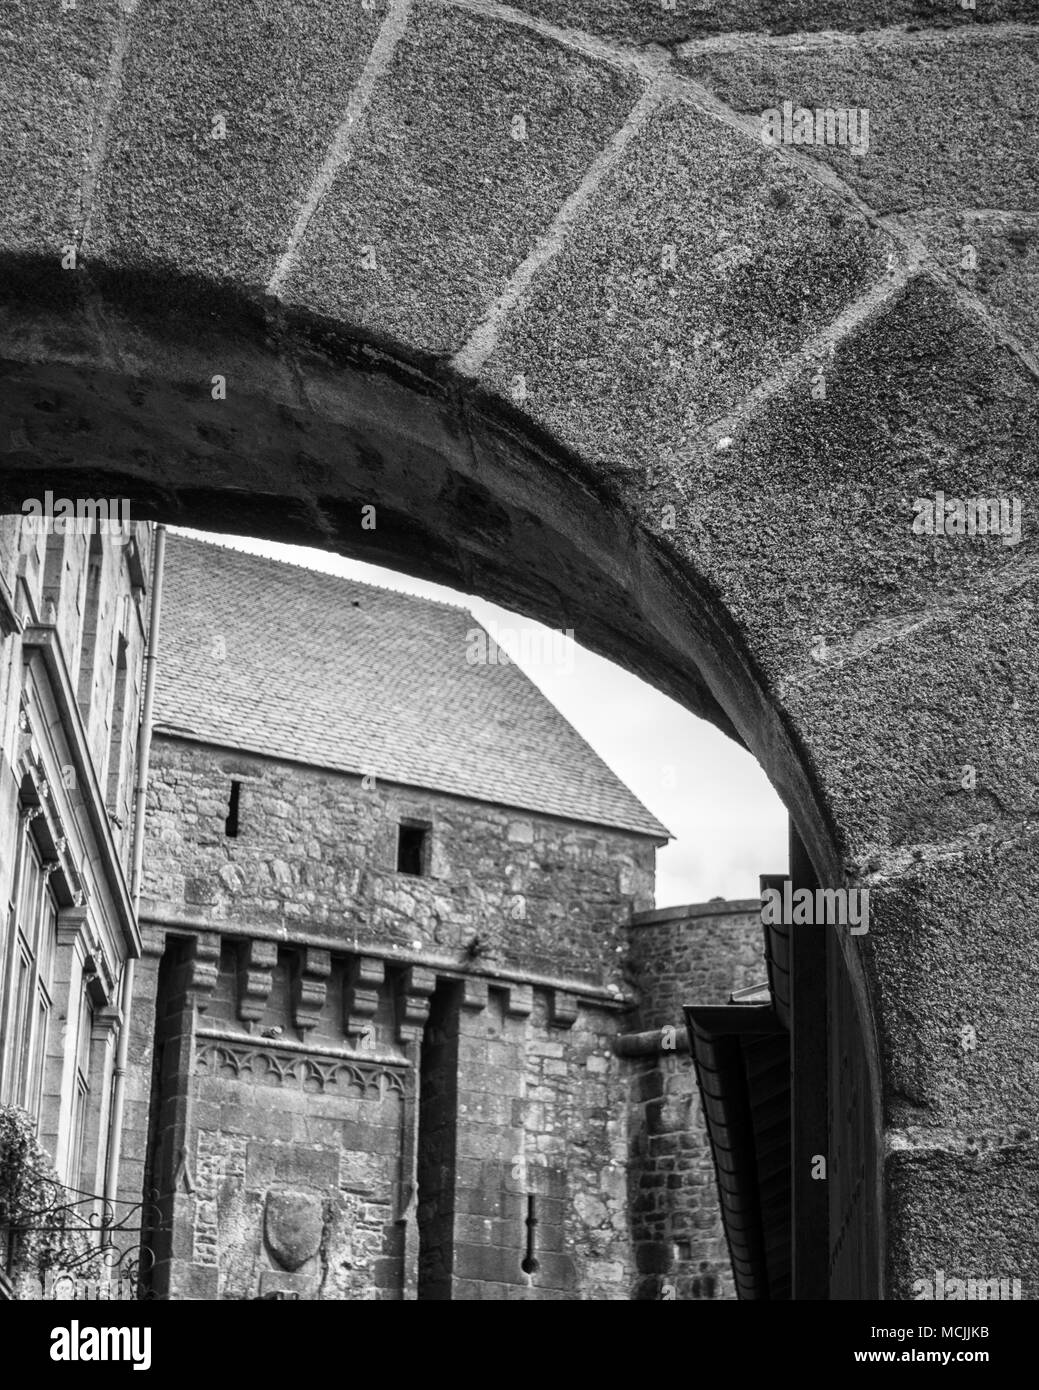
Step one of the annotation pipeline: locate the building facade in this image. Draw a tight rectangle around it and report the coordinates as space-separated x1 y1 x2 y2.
0 523 764 1300
122 535 759 1300
0 511 153 1295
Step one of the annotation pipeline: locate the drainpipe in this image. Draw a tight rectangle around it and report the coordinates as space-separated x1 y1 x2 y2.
103 522 166 1215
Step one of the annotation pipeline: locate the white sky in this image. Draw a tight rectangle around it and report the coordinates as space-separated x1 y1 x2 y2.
178 529 788 909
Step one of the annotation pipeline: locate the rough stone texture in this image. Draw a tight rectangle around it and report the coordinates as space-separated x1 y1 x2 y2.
132 923 651 1299
132 732 757 1299
868 840 1039 1138
506 2 1039 45
626 902 765 1300
88 0 385 288
890 209 1039 358
142 932 410 1300
679 28 1039 216
184 1072 403 1300
282 3 642 354
479 100 892 482
886 1145 1038 1301
627 900 766 1031
143 736 655 981
134 732 658 1298
0 0 122 253
444 989 632 1300
3 0 1038 1297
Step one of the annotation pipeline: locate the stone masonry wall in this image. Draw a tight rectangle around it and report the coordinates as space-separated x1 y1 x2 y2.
132 736 655 1299
445 985 631 1300
7 1 1039 1292
142 933 412 1300
626 900 767 1300
142 736 657 983
134 926 638 1299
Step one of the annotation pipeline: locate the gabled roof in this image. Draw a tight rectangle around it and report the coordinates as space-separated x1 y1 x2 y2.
153 533 669 839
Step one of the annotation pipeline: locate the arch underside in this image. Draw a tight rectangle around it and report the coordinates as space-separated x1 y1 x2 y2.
3 0 1038 1298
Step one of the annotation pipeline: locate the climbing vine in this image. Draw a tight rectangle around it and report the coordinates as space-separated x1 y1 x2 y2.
0 1105 104 1285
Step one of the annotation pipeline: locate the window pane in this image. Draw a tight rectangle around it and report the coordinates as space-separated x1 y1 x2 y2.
37 890 56 994
17 842 41 938
11 948 31 1105
29 993 49 1123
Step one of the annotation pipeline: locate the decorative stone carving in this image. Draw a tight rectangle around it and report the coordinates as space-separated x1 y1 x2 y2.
237 938 277 1023
92 1003 122 1042
461 976 488 1012
264 1192 324 1273
195 1038 407 1099
504 982 533 1018
292 946 330 1033
344 955 383 1039
550 990 579 1029
396 965 436 1044
187 931 221 1010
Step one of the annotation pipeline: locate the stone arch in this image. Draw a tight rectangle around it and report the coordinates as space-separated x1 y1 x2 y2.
3 0 1037 1298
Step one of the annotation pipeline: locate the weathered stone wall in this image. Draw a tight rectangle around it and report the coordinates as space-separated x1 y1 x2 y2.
444 985 631 1300
142 736 656 983
626 901 766 1300
5 0 1038 1295
132 924 640 1299
133 734 657 1298
138 929 414 1300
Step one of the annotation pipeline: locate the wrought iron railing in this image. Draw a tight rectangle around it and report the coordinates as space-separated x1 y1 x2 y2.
1 1173 166 1298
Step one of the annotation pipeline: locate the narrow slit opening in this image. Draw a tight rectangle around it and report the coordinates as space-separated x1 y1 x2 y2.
225 780 241 838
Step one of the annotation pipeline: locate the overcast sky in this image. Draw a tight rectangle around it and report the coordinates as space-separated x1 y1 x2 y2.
179 529 788 908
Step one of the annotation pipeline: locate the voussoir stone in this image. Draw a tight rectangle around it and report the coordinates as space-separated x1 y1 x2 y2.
475 100 892 484
88 0 385 286
281 2 642 357
678 27 1039 215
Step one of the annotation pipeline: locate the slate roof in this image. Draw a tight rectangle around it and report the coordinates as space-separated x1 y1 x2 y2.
153 533 670 839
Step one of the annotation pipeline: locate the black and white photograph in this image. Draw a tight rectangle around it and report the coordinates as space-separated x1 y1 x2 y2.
0 0 1035 1360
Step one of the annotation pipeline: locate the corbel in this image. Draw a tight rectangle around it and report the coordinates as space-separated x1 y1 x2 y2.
345 956 384 1039
397 965 436 1044
503 982 533 1019
237 938 277 1023
187 931 221 1011
292 946 331 1033
549 990 579 1029
461 977 488 1013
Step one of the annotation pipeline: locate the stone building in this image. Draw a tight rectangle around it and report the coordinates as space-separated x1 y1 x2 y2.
4 1 1037 1297
0 516 769 1301
119 533 758 1300
0 510 154 1292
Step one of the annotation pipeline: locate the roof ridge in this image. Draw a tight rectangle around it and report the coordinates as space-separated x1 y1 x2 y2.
156 530 672 839
165 529 470 615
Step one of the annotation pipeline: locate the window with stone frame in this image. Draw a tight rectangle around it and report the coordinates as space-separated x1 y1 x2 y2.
397 820 431 876
75 530 104 717
1 826 57 1124
65 984 93 1190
